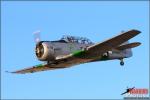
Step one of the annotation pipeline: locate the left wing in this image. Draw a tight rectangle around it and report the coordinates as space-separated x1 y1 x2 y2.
10 56 91 74
10 64 65 74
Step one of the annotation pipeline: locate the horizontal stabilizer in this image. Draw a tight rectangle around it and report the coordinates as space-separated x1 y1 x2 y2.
116 42 141 50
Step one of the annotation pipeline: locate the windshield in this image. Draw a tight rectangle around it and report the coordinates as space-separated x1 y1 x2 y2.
61 35 93 44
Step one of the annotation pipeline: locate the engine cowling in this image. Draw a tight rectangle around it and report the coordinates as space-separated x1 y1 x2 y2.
35 42 55 61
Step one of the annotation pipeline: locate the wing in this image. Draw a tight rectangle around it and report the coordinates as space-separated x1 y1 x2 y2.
10 63 65 74
10 55 92 74
86 29 141 56
10 29 141 74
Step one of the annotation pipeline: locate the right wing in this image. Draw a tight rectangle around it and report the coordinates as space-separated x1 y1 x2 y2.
86 29 141 56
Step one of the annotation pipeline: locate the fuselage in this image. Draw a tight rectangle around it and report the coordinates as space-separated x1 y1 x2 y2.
35 40 131 63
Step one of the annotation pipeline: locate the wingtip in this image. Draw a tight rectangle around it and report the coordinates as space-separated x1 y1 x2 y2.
5 70 19 74
137 42 141 46
5 71 13 73
131 29 141 34
131 42 141 47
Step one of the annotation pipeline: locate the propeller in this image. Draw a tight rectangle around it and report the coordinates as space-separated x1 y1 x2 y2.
33 30 43 58
33 30 41 44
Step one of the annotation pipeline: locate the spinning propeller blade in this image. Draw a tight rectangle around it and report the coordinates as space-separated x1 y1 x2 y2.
33 30 41 43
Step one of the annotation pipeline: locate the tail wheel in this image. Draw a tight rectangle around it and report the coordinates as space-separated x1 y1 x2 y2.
120 59 124 66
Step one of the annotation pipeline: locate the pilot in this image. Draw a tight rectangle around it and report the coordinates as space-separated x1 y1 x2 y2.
67 37 71 42
81 39 86 44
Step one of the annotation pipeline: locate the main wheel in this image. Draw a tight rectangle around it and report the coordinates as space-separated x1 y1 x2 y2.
120 61 124 66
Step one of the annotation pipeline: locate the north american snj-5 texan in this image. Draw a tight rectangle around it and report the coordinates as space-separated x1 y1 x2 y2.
9 29 141 74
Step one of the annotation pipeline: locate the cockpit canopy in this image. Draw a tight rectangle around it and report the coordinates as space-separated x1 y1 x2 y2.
61 35 93 44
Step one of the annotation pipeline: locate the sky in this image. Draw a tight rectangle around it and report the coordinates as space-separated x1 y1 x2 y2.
1 1 149 99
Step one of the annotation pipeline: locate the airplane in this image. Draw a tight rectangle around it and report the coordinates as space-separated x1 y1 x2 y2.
121 87 135 95
9 29 141 74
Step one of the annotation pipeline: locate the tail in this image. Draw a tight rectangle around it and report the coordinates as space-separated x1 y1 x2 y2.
117 41 141 58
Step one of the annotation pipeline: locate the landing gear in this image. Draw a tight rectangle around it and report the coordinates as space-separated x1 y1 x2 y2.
47 61 51 65
120 59 124 66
